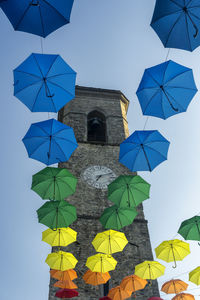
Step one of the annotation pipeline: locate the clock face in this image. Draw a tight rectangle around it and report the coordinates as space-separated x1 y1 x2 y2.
82 165 117 190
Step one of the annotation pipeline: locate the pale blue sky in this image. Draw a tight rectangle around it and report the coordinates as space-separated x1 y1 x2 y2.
0 1 200 299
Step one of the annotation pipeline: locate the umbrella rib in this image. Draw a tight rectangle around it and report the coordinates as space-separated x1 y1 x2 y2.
185 13 193 51
146 70 160 86
14 4 31 30
15 80 43 95
45 56 59 78
169 0 183 9
165 86 197 91
164 89 186 110
165 12 184 47
32 54 45 77
164 69 192 85
46 79 75 99
142 89 162 114
15 70 41 79
31 82 45 111
47 72 76 79
28 140 48 157
42 0 70 21
54 136 78 147
57 177 75 193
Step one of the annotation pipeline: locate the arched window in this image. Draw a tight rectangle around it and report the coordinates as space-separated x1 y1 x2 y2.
87 110 106 143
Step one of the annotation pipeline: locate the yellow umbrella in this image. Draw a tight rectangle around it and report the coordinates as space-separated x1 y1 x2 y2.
45 251 78 271
189 266 200 285
134 261 165 280
92 229 128 255
42 227 77 247
155 239 190 268
86 253 117 273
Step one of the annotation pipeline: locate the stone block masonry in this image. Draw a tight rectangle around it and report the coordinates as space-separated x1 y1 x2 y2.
48 86 160 299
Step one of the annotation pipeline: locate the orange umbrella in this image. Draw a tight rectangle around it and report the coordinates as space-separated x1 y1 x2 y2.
53 279 78 289
120 275 147 293
161 279 188 294
108 286 131 300
83 270 110 286
50 269 77 281
172 293 195 300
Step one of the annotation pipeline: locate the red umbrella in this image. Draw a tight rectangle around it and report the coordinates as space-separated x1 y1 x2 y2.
55 289 79 298
99 297 112 300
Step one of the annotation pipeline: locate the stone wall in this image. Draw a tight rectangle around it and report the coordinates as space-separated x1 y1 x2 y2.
48 86 160 300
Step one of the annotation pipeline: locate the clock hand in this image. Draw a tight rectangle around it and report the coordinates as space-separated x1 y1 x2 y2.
96 172 113 182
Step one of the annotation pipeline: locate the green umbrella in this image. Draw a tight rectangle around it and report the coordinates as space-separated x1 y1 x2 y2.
31 167 77 201
37 200 77 230
108 175 150 208
178 216 200 243
100 205 138 230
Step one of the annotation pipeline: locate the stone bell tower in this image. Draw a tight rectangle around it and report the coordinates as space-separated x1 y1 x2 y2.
48 86 160 299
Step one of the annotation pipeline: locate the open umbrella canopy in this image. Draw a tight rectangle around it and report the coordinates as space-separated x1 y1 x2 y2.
83 270 110 286
14 53 76 112
50 269 77 281
37 200 77 229
135 261 165 280
108 286 131 300
136 60 197 119
0 0 74 37
155 239 190 268
99 298 112 300
172 293 195 300
42 227 77 247
45 251 78 271
100 205 138 230
108 175 150 208
92 230 128 255
55 289 79 299
178 216 200 242
86 253 117 273
53 280 78 289
151 0 200 52
119 130 170 172
120 275 148 293
161 279 188 294
189 266 200 285
23 119 78 165
31 167 77 201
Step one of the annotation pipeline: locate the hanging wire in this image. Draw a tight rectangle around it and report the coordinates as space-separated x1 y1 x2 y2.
143 116 149 130
165 48 171 61
40 37 44 54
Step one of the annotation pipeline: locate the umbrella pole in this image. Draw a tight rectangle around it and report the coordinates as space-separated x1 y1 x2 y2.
171 246 177 268
109 234 112 255
195 221 200 246
141 145 151 172
148 264 152 286
184 10 198 38
160 86 178 112
53 176 56 200
47 135 52 163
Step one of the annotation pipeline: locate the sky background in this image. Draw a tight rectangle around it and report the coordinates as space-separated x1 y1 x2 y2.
0 0 200 299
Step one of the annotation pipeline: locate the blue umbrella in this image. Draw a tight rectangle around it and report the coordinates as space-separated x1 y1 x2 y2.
151 0 200 52
13 53 76 113
22 118 78 165
119 130 170 172
0 0 74 37
136 60 197 120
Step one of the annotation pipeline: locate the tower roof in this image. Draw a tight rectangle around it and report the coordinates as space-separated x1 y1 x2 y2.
75 85 129 113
